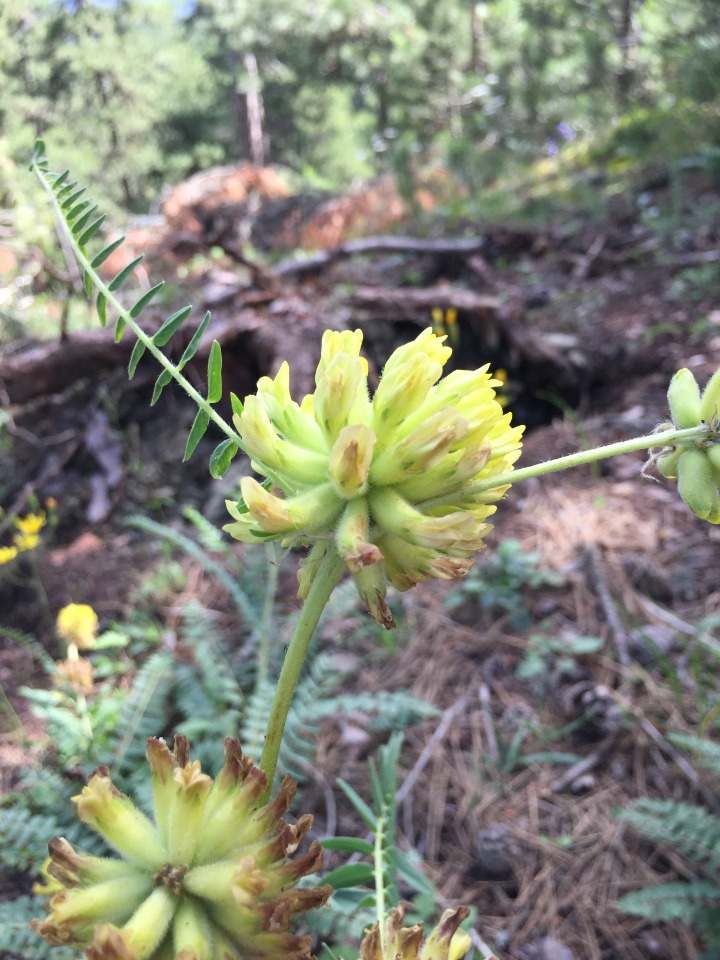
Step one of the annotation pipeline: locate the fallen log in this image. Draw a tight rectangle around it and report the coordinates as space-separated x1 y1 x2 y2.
346 284 500 320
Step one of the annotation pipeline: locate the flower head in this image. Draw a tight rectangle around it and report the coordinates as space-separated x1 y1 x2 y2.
32 737 331 960
56 604 99 651
225 328 524 626
654 368 720 523
357 906 473 960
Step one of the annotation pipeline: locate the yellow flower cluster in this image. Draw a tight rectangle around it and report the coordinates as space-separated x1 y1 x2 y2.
32 736 330 960
358 905 473 960
225 328 523 626
0 511 46 564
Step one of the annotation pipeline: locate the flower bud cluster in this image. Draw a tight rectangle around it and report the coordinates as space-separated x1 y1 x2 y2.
357 905 473 960
32 736 331 960
657 368 720 523
224 328 524 626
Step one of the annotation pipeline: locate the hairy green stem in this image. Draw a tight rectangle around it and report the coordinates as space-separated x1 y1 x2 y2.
374 807 388 950
420 424 711 509
34 159 243 451
259 547 346 797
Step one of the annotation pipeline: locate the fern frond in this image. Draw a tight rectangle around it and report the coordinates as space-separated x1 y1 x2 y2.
0 807 60 871
240 677 276 768
111 651 175 774
618 879 720 921
0 895 77 959
30 142 242 475
126 514 258 624
620 798 720 870
669 732 720 778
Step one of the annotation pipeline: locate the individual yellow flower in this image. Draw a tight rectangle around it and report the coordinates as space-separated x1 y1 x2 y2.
357 906 473 960
13 530 41 551
32 736 331 960
225 328 524 626
0 545 18 565
56 604 99 651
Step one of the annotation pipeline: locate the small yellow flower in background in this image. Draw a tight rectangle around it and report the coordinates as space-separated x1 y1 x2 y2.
15 511 47 536
56 604 99 652
225 328 524 627
357 905 473 960
32 736 331 960
0 545 19 565
655 367 720 523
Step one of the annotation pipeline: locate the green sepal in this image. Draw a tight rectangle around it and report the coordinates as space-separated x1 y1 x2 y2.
207 340 222 402
700 368 720 423
668 368 701 428
656 447 682 479
184 409 211 461
91 237 125 269
151 369 173 406
97 292 107 326
209 439 238 478
178 311 211 369
83 269 93 298
130 282 165 318
322 862 375 890
78 214 107 246
319 837 374 855
108 255 144 292
230 392 243 417
72 205 99 237
128 340 147 379
153 305 192 346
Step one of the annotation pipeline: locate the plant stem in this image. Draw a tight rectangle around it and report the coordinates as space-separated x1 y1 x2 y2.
420 424 711 508
259 547 346 797
374 807 388 951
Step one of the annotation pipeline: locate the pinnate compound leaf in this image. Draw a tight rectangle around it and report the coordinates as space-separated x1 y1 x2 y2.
151 369 173 406
128 340 147 379
209 439 238 479
130 282 165 318
153 305 192 346
91 237 124 269
207 340 222 402
108 255 144 292
97 292 107 326
184 409 211 462
78 214 106 246
178 311 211 369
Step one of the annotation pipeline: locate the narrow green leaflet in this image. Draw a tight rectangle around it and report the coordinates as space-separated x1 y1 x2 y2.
335 778 377 830
209 439 238 479
129 282 165 319
153 305 192 346
184 409 211 462
386 848 436 897
151 369 173 406
108 255 144 292
78 215 106 247
96 292 107 326
319 837 374 855
207 340 222 402
178 311 211 369
53 169 69 188
66 199 91 222
83 270 93 298
56 179 78 200
115 316 126 343
321 863 375 890
91 237 125 269
128 340 147 379
72 205 99 236
62 188 85 211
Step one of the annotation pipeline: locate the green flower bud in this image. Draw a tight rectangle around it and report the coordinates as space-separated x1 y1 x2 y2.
668 368 702 428
700 368 720 423
677 447 718 520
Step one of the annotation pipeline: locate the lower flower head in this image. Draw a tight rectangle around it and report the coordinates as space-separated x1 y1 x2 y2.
225 328 524 626
358 906 473 960
32 737 331 960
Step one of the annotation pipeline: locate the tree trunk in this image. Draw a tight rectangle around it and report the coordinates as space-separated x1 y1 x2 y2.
243 51 265 166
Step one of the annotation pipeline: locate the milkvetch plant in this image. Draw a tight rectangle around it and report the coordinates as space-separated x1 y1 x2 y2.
27 142 720 960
